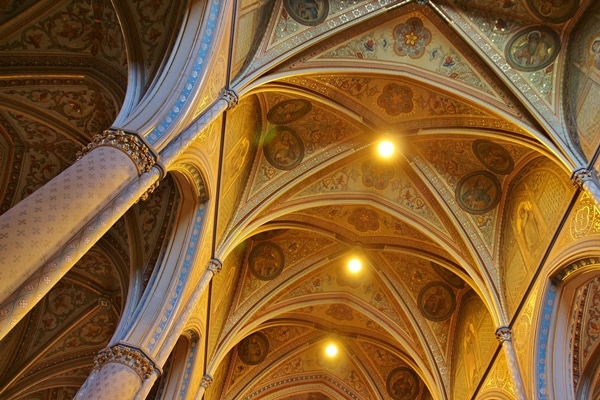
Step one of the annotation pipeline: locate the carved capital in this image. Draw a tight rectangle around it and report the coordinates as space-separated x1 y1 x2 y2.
138 181 160 203
207 258 222 274
221 88 239 110
495 326 512 343
572 168 593 189
93 343 158 381
78 129 158 176
201 374 213 388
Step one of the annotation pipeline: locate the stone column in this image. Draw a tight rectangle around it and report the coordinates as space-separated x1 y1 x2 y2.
193 374 214 400
495 326 526 400
74 343 160 400
572 168 600 210
157 258 222 363
0 130 162 340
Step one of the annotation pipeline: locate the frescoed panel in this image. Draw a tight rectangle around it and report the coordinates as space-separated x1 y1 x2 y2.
248 241 285 280
238 331 270 365
479 350 516 399
263 126 305 170
500 157 572 317
387 367 420 400
283 0 329 26
472 139 514 175
217 95 261 244
526 0 579 23
505 27 561 71
267 99 312 124
451 292 496 399
455 171 502 214
564 4 600 160
418 282 456 321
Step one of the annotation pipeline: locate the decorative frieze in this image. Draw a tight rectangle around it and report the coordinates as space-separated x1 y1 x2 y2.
93 343 158 381
78 129 159 176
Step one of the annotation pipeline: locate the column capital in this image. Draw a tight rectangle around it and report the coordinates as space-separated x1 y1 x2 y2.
571 168 594 189
495 326 512 343
93 343 159 381
78 129 160 176
221 88 239 110
201 374 214 388
207 258 222 274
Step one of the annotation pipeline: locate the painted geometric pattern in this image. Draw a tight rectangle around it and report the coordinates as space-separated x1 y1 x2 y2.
315 11 494 96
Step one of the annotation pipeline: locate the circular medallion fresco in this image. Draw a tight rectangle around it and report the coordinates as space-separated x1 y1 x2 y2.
526 0 578 23
590 37 600 71
237 332 269 365
418 282 456 321
472 139 514 175
267 99 312 125
431 262 465 288
263 126 304 170
506 27 561 71
455 171 501 214
248 241 285 280
283 0 329 26
386 367 420 400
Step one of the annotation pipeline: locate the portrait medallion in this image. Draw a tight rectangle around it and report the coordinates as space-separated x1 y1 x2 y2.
455 171 501 214
506 27 561 71
418 282 456 321
472 139 514 175
386 367 420 400
248 241 285 280
238 332 269 365
267 99 312 124
284 0 329 26
263 126 304 170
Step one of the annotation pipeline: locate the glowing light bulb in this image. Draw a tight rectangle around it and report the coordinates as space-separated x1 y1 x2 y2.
325 343 338 357
378 140 395 158
348 258 362 273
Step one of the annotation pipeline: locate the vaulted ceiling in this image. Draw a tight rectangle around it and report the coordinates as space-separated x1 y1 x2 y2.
0 0 599 399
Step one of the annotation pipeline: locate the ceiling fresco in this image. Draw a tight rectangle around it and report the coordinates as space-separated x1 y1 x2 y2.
2 0 600 399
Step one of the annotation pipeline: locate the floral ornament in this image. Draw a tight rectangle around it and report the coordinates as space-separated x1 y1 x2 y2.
348 207 380 232
377 83 414 116
326 304 354 321
362 159 395 189
393 17 431 59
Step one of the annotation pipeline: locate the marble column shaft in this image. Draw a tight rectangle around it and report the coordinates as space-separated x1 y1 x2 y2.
496 327 526 400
